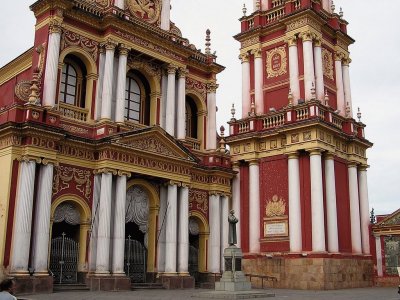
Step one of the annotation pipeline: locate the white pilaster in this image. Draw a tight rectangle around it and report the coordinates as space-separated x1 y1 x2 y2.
309 150 326 252
324 154 339 253
165 183 178 273
176 68 187 140
335 53 345 116
313 38 324 100
249 160 260 254
375 236 383 277
288 153 302 252
95 48 105 121
206 82 217 150
112 173 128 275
208 193 221 273
348 164 362 254
220 195 229 272
232 164 241 247
261 0 269 10
178 186 189 274
31 163 54 275
287 36 301 102
253 48 264 114
240 53 251 118
95 172 113 274
358 166 371 255
161 0 170 31
43 23 62 107
160 74 168 130
115 46 129 123
157 185 168 272
342 58 353 117
165 65 176 136
10 159 37 274
89 174 101 272
114 0 124 9
100 42 116 120
300 32 315 101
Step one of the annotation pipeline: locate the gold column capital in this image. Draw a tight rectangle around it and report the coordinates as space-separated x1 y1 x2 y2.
239 52 250 63
251 48 262 58
286 35 298 47
287 151 299 159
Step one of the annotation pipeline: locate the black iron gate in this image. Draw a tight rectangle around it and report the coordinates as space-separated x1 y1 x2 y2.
49 233 79 284
124 237 146 283
188 245 199 281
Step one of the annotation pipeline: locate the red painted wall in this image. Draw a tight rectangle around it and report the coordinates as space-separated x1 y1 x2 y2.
299 153 312 251
4 160 19 267
240 163 250 253
259 155 289 252
334 158 352 253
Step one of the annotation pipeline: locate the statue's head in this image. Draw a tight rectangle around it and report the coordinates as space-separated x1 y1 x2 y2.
230 209 235 215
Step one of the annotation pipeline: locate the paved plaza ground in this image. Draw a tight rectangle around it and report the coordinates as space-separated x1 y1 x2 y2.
20 287 399 300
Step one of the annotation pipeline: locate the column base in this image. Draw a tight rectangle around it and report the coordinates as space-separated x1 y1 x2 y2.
87 274 131 291
159 274 195 289
12 275 53 295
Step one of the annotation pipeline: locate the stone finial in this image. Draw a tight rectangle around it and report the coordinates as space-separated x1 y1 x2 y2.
256 0 261 11
331 1 335 13
242 3 247 16
28 67 41 105
249 96 256 116
288 88 293 107
345 102 351 118
311 82 316 100
357 107 362 122
219 126 226 153
339 7 343 18
231 103 236 121
205 29 211 55
324 89 329 106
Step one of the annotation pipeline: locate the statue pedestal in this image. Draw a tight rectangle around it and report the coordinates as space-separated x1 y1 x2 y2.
215 246 251 292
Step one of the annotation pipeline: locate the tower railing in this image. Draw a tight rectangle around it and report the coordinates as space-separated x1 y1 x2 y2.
228 100 362 139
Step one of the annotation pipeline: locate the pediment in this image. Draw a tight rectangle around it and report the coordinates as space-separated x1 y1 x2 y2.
376 209 400 227
112 127 196 162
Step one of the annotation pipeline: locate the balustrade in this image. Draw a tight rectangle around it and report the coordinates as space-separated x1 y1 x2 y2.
296 107 309 120
263 113 285 129
58 102 88 122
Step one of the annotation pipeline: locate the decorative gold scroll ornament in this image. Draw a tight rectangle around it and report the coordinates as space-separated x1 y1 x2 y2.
322 48 334 80
266 46 287 78
265 194 286 217
126 0 161 24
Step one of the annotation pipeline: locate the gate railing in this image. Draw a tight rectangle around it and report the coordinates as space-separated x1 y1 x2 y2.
49 232 79 284
124 236 146 283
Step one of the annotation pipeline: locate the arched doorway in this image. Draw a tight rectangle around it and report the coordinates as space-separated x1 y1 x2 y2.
50 202 81 284
125 185 149 283
49 196 91 284
189 217 200 282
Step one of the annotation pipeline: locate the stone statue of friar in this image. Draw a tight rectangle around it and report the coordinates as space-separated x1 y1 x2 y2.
228 209 239 246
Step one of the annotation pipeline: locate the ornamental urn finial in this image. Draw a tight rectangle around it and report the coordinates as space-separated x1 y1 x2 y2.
205 29 211 55
311 82 316 100
331 1 336 13
357 107 362 122
324 89 329 106
28 67 41 105
242 3 247 16
231 103 236 121
339 7 343 18
288 88 293 107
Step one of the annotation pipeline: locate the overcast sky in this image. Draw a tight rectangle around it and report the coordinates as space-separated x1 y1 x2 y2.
1 1 398 216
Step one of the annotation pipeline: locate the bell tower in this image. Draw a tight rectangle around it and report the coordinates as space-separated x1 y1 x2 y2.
227 0 374 289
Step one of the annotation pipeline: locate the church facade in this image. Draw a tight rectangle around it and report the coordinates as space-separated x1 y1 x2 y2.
0 0 373 293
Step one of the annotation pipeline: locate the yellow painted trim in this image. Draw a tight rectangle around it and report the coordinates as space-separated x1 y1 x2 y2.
0 153 14 266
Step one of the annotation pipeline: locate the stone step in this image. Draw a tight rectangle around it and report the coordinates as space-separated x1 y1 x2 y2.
53 284 90 292
131 282 165 290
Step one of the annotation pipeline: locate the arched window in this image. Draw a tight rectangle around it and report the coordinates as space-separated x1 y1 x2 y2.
125 76 141 122
124 71 150 125
185 96 198 139
58 56 87 108
59 63 77 105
